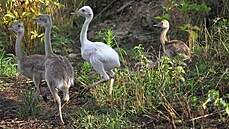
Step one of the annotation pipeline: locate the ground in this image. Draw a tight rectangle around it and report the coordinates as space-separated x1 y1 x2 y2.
1 0 228 128
0 76 83 128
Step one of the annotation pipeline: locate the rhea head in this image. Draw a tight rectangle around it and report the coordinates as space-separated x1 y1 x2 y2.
8 22 24 33
154 20 170 29
71 6 93 19
33 14 52 27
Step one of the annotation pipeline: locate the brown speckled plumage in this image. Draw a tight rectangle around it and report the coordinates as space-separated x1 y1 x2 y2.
154 20 191 62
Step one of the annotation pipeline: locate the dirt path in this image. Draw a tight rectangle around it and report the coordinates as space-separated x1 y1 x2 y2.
0 76 82 129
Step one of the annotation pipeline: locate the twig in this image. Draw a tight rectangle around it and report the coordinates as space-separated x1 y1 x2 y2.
93 0 116 21
116 0 135 13
215 68 228 89
190 110 225 121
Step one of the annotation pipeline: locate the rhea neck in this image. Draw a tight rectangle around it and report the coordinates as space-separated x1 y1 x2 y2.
44 22 54 57
80 14 93 48
160 26 169 54
15 30 25 61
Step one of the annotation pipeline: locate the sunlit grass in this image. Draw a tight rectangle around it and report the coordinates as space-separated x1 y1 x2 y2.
71 26 228 128
0 51 17 77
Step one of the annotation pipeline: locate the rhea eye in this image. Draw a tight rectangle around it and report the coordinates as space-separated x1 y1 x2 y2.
82 9 85 12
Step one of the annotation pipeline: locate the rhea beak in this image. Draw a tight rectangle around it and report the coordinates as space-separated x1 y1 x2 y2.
32 18 38 22
153 22 161 27
71 11 77 15
8 27 14 30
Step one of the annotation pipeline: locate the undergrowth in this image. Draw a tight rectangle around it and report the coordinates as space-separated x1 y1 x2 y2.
17 85 44 119
74 25 228 128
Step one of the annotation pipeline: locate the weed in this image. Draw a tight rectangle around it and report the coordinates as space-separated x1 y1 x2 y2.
17 86 43 119
0 51 17 77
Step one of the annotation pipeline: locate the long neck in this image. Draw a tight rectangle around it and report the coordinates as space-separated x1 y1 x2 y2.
80 16 93 47
160 27 169 54
44 24 54 57
15 31 25 60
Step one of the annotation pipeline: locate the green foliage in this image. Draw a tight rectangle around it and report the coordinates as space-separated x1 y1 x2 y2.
177 2 211 13
0 50 17 77
51 30 74 54
155 1 212 52
17 86 43 119
155 14 170 20
97 29 116 47
133 44 150 66
0 0 228 128
78 61 93 87
178 24 200 48
203 90 229 116
96 28 127 65
72 107 135 128
73 37 228 127
0 0 63 53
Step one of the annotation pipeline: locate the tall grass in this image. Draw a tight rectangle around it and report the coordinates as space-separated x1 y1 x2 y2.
72 23 228 128
17 85 44 119
0 50 17 77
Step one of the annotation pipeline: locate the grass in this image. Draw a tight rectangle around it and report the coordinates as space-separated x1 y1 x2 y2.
0 50 17 78
70 26 229 128
1 7 228 129
17 85 44 119
1 23 227 128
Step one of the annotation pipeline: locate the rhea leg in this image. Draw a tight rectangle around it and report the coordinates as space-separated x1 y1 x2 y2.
81 59 109 94
90 59 110 87
108 70 115 95
47 81 64 124
31 73 42 105
61 88 70 108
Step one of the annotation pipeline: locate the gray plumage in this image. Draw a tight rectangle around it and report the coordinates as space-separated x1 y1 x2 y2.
8 22 45 104
33 14 74 124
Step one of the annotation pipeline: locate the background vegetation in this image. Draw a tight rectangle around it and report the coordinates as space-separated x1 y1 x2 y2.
0 0 228 128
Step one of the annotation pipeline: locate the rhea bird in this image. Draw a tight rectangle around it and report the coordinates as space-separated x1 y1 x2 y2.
154 20 191 62
8 22 46 104
71 6 120 95
33 14 74 124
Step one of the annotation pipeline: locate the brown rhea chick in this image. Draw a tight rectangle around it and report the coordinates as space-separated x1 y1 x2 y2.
8 22 46 104
154 20 191 63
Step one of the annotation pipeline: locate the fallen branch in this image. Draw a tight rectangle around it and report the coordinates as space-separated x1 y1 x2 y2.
190 110 225 121
117 0 135 13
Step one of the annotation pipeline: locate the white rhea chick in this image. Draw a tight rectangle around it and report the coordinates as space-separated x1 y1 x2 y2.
154 20 191 63
33 14 74 124
8 22 46 104
71 6 120 94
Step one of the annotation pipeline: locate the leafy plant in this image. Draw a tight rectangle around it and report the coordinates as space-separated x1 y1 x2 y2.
203 89 229 116
0 0 63 53
51 30 74 55
17 86 43 119
97 29 116 47
0 51 17 77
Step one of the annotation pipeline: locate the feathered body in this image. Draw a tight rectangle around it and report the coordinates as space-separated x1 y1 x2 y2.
81 41 120 79
154 20 191 62
18 54 45 79
165 40 191 60
72 6 120 94
8 22 45 103
33 14 74 124
44 55 74 90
